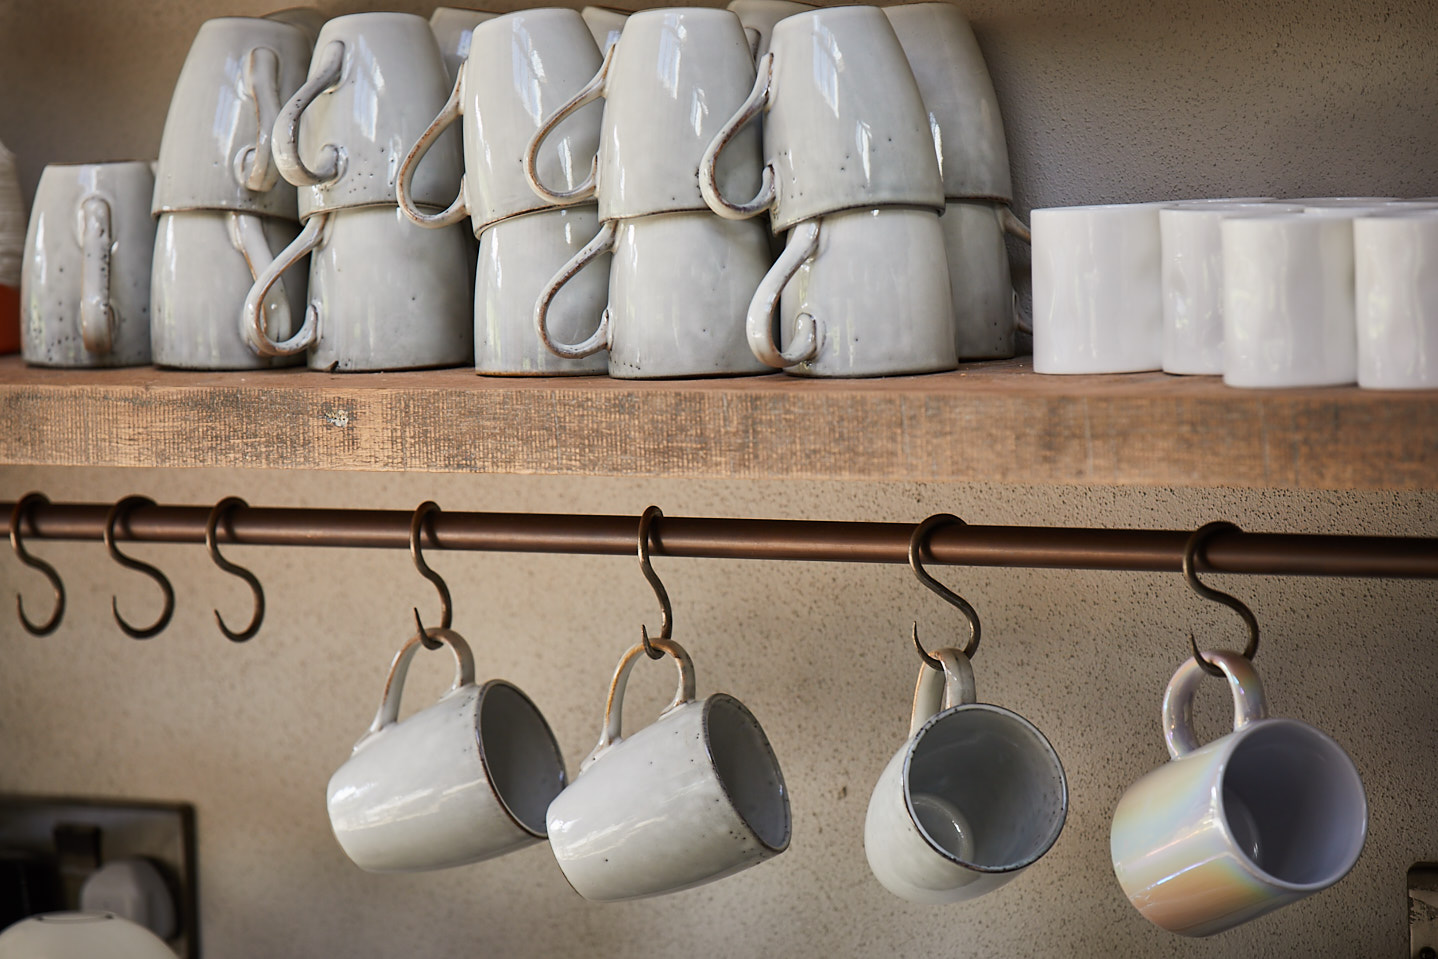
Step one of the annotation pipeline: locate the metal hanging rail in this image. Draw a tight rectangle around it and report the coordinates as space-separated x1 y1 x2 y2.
5 500 1437 579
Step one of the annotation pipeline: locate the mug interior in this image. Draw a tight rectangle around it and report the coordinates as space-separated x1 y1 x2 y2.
705 695 791 852
1220 720 1366 888
477 682 568 836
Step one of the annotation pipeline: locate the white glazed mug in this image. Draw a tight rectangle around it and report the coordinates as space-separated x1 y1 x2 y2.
1354 210 1438 389
748 206 956 377
400 8 603 237
526 8 761 222
242 204 472 371
942 200 1032 360
725 0 812 63
21 161 155 368
152 17 312 218
536 210 772 378
700 5 943 233
546 637 791 901
327 627 568 873
865 647 1067 904
428 7 498 87
1032 202 1164 374
151 211 304 370
580 6 628 55
1110 651 1366 937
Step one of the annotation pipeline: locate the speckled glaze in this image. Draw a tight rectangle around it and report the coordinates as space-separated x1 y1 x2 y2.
21 161 154 368
546 638 790 902
1111 651 1367 938
526 8 761 222
1032 202 1164 374
941 200 1032 360
700 6 943 232
1354 210 1438 389
725 0 811 62
428 7 498 87
580 6 628 55
152 17 311 217
327 628 567 873
151 211 304 370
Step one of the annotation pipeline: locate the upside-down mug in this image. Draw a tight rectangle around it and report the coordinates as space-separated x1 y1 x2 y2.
725 0 811 62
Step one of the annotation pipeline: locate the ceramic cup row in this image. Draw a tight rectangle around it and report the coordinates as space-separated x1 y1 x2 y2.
1032 197 1438 389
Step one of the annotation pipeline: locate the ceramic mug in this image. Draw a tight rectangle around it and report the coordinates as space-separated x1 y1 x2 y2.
525 8 761 222
746 206 956 377
1110 651 1366 937
327 627 568 873
21 161 155 368
865 647 1067 904
700 5 943 233
536 210 771 378
1354 210 1438 389
428 7 498 87
151 211 304 370
152 17 312 218
725 0 811 62
400 8 603 237
942 200 1032 360
546 637 790 901
580 6 628 55
242 204 471 371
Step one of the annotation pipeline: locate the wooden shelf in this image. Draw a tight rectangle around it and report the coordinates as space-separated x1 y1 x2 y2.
0 355 1434 488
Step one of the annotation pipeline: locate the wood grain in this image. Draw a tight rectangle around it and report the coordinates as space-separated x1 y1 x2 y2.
0 356 1434 488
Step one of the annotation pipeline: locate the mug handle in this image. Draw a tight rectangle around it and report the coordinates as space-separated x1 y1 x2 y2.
227 212 294 347
998 204 1034 335
354 625 477 751
746 218 820 367
241 212 327 357
699 50 776 221
78 194 114 355
534 219 617 360
272 39 345 187
236 46 283 192
398 67 470 229
1161 650 1269 760
580 636 696 774
907 647 977 739
522 42 614 206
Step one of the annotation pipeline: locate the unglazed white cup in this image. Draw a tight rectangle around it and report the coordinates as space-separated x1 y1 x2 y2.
724 0 812 63
1354 210 1438 389
536 210 772 378
866 647 1067 904
700 5 944 232
21 161 155 368
428 7 498 87
327 628 567 873
400 8 603 236
942 200 1032 360
1110 651 1366 937
546 638 790 901
748 206 956 377
580 6 628 55
1032 202 1164 374
152 17 312 217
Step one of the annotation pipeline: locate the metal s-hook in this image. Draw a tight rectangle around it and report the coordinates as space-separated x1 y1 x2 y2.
105 496 175 640
410 501 452 649
909 513 981 669
10 492 65 636
1183 521 1259 677
205 497 264 643
637 505 672 660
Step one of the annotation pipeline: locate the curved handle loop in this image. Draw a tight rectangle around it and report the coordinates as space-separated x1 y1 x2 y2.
908 646 977 739
360 625 477 747
228 212 294 347
78 195 114 355
746 218 819 368
523 42 613 206
104 496 175 640
272 39 345 187
581 636 696 774
205 496 265 643
535 219 616 360
1162 649 1268 760
242 212 326 356
398 68 470 229
997 204 1033 334
237 46 283 192
699 51 776 221
10 492 65 637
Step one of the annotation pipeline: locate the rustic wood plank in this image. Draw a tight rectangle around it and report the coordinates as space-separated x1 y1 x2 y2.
0 356 1433 488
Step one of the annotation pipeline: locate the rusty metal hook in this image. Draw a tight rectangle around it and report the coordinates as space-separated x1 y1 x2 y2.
1183 521 1259 676
909 513 980 669
9 492 65 636
637 505 672 660
410 501 451 649
205 497 264 642
105 495 174 639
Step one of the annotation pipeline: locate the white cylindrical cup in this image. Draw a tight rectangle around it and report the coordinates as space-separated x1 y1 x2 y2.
942 200 1033 360
1031 202 1164 374
1110 651 1366 937
725 0 811 63
327 628 568 873
151 211 305 370
546 638 791 902
21 161 155 368
429 7 498 87
1221 212 1357 388
1354 210 1438 389
475 204 608 375
580 6 628 55
865 647 1067 904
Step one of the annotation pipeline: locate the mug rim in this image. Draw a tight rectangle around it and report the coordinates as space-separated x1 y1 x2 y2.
475 678 568 840
701 692 792 854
